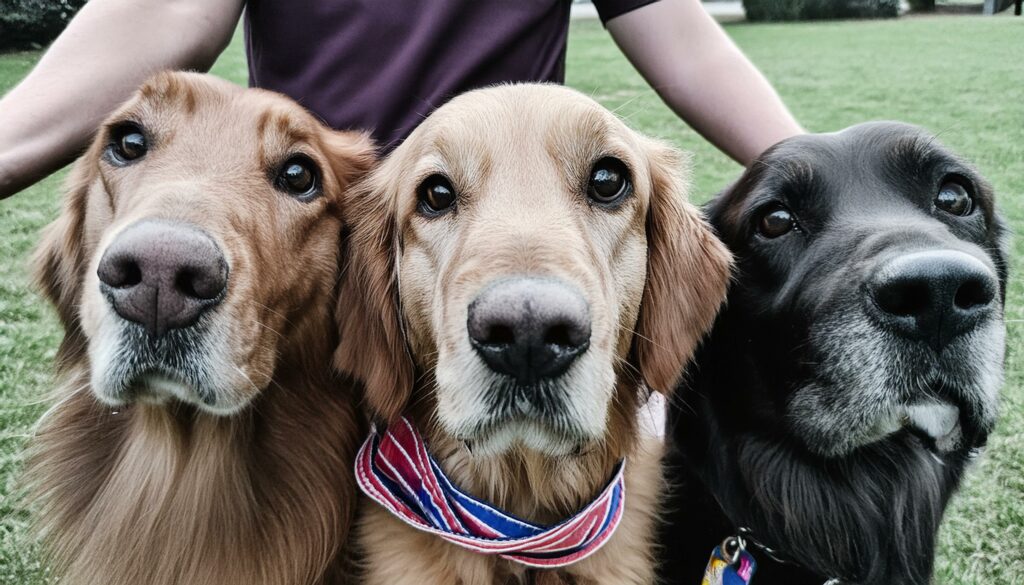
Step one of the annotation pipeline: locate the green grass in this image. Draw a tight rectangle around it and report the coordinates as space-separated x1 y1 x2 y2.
1 15 1022 585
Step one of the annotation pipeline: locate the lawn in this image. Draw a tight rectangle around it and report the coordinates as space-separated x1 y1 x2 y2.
0 14 1022 585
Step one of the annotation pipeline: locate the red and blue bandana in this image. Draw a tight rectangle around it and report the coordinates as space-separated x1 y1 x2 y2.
354 417 626 568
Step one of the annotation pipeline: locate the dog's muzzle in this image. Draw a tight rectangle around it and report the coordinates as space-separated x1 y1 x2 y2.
91 219 232 408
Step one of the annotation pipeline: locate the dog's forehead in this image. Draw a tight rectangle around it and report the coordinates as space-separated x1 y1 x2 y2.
415 85 635 162
753 123 965 202
771 123 907 162
124 73 323 153
774 122 956 174
713 123 969 236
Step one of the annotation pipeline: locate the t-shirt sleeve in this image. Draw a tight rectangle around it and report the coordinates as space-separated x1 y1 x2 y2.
592 0 661 25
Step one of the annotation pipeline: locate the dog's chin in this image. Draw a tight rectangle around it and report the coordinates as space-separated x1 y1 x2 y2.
90 370 252 416
864 400 965 453
434 352 614 459
789 313 1003 459
87 317 255 417
461 419 591 458
443 393 602 458
791 387 991 459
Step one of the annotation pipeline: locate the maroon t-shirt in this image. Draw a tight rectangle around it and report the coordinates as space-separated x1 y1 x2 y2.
245 0 656 150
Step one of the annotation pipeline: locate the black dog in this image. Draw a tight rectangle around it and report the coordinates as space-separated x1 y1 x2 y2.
660 122 1007 585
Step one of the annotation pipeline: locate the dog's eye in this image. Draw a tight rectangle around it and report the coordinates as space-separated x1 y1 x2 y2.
587 157 631 205
276 155 321 201
417 174 457 216
935 179 973 217
758 206 795 238
107 123 148 165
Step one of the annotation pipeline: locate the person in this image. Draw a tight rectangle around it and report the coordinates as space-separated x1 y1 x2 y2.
0 0 802 200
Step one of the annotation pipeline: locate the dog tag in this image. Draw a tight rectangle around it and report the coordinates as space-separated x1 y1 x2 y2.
702 541 756 585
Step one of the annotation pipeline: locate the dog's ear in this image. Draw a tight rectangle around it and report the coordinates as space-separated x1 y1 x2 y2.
321 130 378 193
32 157 99 369
335 165 415 423
634 141 732 395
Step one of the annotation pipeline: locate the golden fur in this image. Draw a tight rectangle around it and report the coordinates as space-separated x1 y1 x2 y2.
26 72 373 585
336 84 732 584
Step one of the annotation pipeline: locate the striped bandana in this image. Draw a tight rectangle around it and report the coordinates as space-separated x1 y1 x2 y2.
354 417 626 568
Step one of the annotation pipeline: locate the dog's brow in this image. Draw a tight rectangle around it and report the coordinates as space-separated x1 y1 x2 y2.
757 157 815 189
546 111 613 161
138 74 203 117
433 133 492 184
178 83 198 115
889 135 946 169
253 110 314 147
545 111 628 195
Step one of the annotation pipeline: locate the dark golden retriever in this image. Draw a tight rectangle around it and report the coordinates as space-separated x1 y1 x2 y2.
27 72 373 585
337 84 731 584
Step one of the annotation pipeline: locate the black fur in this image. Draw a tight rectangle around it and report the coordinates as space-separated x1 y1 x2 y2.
659 122 1008 585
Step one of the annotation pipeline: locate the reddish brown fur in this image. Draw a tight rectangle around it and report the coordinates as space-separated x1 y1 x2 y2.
335 181 413 422
26 72 373 585
336 85 732 584
635 142 734 394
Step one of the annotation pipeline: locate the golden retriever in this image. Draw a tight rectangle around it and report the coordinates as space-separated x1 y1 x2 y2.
27 71 373 585
337 84 732 584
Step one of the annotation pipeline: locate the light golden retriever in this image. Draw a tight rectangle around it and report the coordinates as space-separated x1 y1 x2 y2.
337 84 732 584
27 72 373 585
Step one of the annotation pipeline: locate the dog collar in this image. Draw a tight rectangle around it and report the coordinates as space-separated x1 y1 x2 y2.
703 529 842 585
354 417 626 568
702 535 757 585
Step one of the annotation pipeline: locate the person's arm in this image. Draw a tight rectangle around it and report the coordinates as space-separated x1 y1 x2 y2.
607 0 803 166
0 0 244 199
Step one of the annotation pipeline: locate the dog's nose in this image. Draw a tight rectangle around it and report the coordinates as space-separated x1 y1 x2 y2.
467 277 591 385
97 220 228 337
869 250 997 352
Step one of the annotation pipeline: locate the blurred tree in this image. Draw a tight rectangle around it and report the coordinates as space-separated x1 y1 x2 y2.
743 0 899 20
1 0 88 52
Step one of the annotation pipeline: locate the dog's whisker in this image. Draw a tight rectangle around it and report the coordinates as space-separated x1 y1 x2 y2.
17 381 95 440
616 323 670 353
231 364 261 396
252 320 285 340
251 301 296 329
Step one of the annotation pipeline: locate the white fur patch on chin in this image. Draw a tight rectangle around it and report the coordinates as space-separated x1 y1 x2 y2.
137 374 197 406
906 401 959 440
132 375 248 416
471 393 668 455
866 400 962 452
470 420 579 458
